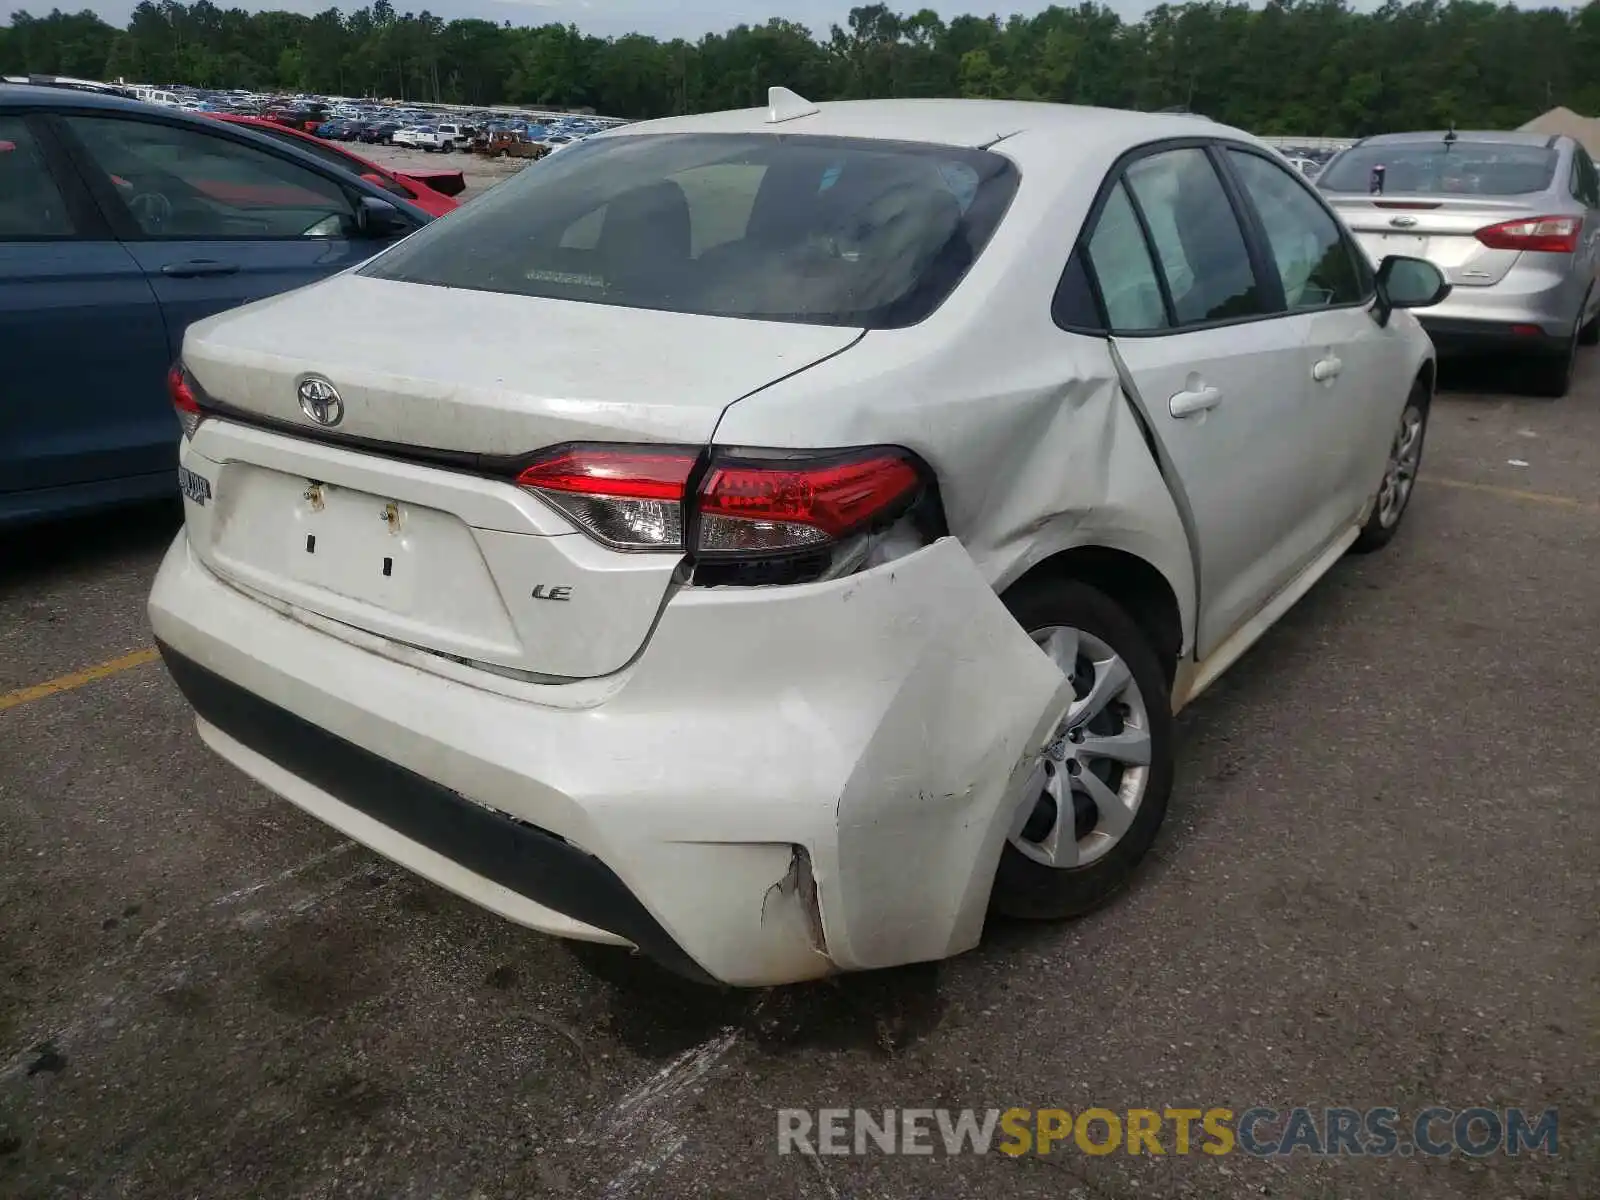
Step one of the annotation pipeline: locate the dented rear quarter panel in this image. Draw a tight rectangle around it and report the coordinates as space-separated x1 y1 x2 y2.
711 129 1198 655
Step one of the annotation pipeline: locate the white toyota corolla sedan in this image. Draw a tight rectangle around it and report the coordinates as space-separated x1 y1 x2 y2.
149 92 1448 987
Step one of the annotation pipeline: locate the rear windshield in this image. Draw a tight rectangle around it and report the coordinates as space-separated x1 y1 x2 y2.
1318 142 1558 195
361 132 1019 328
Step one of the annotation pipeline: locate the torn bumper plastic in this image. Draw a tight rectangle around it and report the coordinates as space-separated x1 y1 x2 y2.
149 533 1069 987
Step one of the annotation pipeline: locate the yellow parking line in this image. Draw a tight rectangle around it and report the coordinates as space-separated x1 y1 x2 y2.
1429 477 1599 513
0 647 161 713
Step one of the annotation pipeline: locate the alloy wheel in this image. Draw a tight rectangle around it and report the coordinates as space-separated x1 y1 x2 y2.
1009 626 1153 870
1376 402 1424 529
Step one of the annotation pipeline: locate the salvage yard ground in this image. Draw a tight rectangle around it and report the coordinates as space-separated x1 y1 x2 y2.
1 156 1597 1197
359 142 533 197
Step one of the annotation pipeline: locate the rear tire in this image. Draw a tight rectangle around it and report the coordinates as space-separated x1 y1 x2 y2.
1579 314 1599 346
990 579 1174 921
1529 339 1576 397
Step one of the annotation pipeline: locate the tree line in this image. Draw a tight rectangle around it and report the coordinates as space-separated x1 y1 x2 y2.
4 0 1599 136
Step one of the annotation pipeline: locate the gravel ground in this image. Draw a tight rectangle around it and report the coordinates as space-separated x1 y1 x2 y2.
1 353 1596 1199
359 142 535 199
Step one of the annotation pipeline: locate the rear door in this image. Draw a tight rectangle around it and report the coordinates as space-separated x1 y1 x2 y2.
1073 143 1331 658
0 112 173 500
53 111 410 360
1219 145 1407 526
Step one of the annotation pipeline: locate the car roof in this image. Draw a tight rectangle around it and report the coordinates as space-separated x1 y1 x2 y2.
0 83 154 112
605 98 1230 156
1358 129 1560 148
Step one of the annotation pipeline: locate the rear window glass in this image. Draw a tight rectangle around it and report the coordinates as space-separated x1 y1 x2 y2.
361 132 1019 328
1318 143 1558 196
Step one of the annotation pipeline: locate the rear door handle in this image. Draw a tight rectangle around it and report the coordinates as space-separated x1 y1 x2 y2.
1169 385 1223 418
1312 356 1342 382
160 260 240 278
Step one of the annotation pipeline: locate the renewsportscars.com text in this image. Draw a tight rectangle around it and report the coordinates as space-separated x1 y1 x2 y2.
777 1106 1559 1158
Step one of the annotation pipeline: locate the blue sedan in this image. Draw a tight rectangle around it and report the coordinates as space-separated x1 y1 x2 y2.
0 84 433 528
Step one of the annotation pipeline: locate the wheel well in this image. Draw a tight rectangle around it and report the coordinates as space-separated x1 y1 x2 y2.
1010 547 1184 682
1417 358 1436 400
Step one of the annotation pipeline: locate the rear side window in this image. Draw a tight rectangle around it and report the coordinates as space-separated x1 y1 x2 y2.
1085 182 1168 331
362 133 1020 328
1319 142 1558 195
1572 148 1599 208
0 117 75 238
1124 148 1266 325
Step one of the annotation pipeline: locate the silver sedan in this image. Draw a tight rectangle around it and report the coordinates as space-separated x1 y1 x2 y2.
1320 129 1600 396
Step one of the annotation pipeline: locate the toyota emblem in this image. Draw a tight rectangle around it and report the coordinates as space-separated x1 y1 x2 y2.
297 376 344 427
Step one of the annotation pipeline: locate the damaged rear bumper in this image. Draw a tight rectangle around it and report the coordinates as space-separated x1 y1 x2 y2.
149 534 1068 987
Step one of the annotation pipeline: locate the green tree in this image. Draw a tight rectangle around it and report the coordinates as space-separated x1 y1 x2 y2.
3 0 1598 135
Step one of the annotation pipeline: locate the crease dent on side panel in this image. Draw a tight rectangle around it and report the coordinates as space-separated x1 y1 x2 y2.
973 351 1195 658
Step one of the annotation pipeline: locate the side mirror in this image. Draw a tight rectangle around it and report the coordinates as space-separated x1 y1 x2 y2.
1374 254 1451 327
356 194 415 239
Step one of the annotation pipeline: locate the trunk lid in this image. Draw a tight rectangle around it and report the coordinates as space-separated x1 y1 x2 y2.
179 274 862 680
1326 194 1539 286
183 273 860 450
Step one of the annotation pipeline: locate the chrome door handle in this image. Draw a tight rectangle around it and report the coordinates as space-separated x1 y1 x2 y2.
1312 356 1342 382
1169 385 1223 418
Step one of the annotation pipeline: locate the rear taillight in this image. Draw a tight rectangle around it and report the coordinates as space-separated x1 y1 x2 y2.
516 443 936 582
1475 215 1580 254
168 362 203 439
697 451 923 556
515 446 697 551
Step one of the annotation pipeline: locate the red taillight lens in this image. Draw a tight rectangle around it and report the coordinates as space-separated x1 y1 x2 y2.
516 444 927 559
1475 215 1580 254
696 452 922 556
516 445 698 550
168 362 202 439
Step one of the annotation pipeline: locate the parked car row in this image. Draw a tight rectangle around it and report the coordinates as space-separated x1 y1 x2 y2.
105 79 624 157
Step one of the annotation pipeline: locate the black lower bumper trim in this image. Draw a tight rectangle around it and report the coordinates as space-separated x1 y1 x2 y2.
1418 316 1565 355
156 641 714 984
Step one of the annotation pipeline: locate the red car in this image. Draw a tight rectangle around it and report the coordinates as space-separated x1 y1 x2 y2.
208 115 460 217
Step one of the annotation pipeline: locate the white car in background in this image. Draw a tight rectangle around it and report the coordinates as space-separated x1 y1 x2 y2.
418 122 467 152
151 92 1448 987
395 124 464 152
